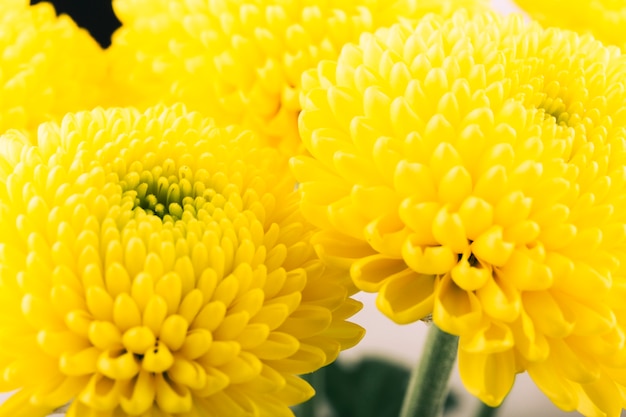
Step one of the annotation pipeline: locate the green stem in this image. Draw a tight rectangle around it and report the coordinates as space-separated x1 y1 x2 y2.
474 401 501 417
399 324 459 417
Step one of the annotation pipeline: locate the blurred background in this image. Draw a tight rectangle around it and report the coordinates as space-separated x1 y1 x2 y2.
3 0 615 416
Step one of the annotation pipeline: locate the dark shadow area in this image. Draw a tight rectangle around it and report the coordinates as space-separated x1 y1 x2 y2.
294 357 459 417
30 0 121 48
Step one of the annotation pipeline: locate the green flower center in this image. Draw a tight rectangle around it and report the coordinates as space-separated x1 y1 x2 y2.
120 158 207 222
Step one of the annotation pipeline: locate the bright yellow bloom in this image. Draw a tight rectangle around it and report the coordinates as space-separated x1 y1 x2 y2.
107 0 488 155
514 0 626 50
0 104 364 417
0 0 106 136
293 10 626 416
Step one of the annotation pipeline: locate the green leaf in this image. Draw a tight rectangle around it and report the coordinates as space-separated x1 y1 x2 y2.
294 357 459 417
325 357 409 417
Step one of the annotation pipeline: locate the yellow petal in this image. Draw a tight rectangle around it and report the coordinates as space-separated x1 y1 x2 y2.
59 347 100 376
450 251 492 291
523 291 575 338
249 332 300 360
236 323 270 349
274 373 315 406
0 388 53 417
37 329 90 357
527 361 578 412
155 373 192 413
351 254 407 292
88 320 122 351
577 378 623 417
277 306 331 338
461 320 514 354
432 205 469 254
119 371 155 415
30 375 88 409
179 329 213 360
402 236 457 275
458 348 516 407
471 226 514 267
142 341 174 373
122 326 156 355
475 277 521 322
168 357 208 390
217 351 263 384
266 343 326 374
364 213 411 257
159 314 189 351
433 274 482 335
549 339 600 383
510 309 549 362
377 271 435 324
97 349 140 380
457 196 493 240
142 295 168 337
155 272 183 316
199 341 241 368
192 368 229 398
85 286 114 322
191 301 226 332
78 374 121 411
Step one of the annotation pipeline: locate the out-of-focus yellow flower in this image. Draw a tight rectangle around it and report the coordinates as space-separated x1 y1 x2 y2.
293 10 626 416
107 0 488 155
0 0 106 137
0 104 364 417
513 0 626 50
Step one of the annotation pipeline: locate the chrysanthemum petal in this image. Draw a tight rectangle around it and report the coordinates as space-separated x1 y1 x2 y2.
108 0 489 154
119 371 155 415
294 9 626 414
433 274 483 335
0 105 363 415
514 0 626 51
377 271 435 324
0 388 53 417
458 348 516 407
0 2 106 136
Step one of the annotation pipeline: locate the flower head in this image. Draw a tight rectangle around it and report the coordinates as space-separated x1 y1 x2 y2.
513 0 626 50
107 0 488 155
293 10 626 416
0 104 363 416
0 1 106 136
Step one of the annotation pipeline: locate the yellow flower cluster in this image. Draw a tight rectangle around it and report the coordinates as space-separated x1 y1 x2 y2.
514 0 626 50
0 0 106 136
294 10 626 416
5 0 626 416
107 0 488 154
0 105 364 417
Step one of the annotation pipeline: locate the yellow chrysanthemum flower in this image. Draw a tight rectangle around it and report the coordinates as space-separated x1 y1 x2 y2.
0 0 106 136
293 10 626 416
0 104 364 417
514 0 626 50
107 0 488 155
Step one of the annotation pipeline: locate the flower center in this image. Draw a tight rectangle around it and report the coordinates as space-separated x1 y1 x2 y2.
538 94 567 124
120 159 202 222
